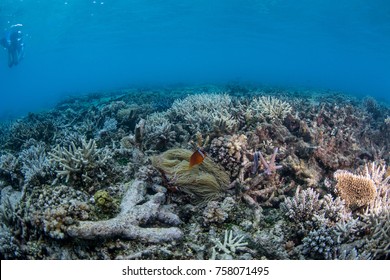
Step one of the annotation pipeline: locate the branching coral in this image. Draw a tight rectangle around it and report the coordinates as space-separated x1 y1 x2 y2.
19 143 51 185
0 153 21 187
49 139 112 189
253 147 283 175
6 114 56 150
359 161 389 196
362 205 390 259
246 96 292 122
151 148 230 201
281 187 322 224
210 229 248 259
301 224 339 260
385 116 390 126
67 180 183 243
0 224 21 259
142 113 180 151
254 220 290 259
168 93 238 136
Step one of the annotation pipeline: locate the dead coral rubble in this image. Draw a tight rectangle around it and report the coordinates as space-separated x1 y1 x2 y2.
67 180 183 243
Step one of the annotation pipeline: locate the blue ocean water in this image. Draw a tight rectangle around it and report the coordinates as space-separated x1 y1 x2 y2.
0 0 389 119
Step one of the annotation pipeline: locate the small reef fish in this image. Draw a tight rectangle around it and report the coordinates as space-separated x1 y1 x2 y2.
189 148 206 168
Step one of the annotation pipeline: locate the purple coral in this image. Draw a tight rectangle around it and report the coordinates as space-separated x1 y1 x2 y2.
253 147 282 175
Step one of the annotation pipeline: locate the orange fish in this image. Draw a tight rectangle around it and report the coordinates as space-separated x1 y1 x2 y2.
189 148 206 168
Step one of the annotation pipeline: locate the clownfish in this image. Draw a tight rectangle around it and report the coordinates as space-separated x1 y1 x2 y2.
189 148 206 168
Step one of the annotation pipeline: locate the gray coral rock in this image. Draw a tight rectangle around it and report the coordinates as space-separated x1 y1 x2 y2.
67 180 183 243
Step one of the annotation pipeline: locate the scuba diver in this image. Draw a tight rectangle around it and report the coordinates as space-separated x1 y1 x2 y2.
0 24 24 68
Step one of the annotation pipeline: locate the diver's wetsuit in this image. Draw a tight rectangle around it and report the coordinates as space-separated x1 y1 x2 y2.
0 24 24 68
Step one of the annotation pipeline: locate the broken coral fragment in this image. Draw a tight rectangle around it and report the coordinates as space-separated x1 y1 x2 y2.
67 180 182 243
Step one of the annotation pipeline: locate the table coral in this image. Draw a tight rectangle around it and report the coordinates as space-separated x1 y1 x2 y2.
334 170 376 209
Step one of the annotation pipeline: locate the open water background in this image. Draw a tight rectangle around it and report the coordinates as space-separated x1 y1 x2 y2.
0 0 389 119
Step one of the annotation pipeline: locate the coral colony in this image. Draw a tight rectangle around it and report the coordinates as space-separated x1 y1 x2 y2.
0 85 389 260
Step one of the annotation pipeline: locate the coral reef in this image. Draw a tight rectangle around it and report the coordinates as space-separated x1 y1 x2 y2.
1 84 389 260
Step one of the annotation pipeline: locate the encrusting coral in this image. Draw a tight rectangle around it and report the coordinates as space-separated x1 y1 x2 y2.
151 148 230 201
67 180 183 243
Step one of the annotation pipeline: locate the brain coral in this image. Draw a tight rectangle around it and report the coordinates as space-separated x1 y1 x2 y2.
334 170 377 209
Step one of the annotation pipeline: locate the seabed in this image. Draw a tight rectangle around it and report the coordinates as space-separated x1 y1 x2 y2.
0 84 389 260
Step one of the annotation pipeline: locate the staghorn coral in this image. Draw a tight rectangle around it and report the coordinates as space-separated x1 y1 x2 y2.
359 167 390 259
67 180 183 243
142 113 180 151
49 138 112 190
281 187 322 224
19 142 51 186
359 161 390 196
301 224 339 260
0 224 21 259
334 170 377 209
253 147 283 176
168 93 238 136
362 205 390 259
151 148 230 201
210 229 249 260
246 95 292 122
0 153 22 187
385 116 390 126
